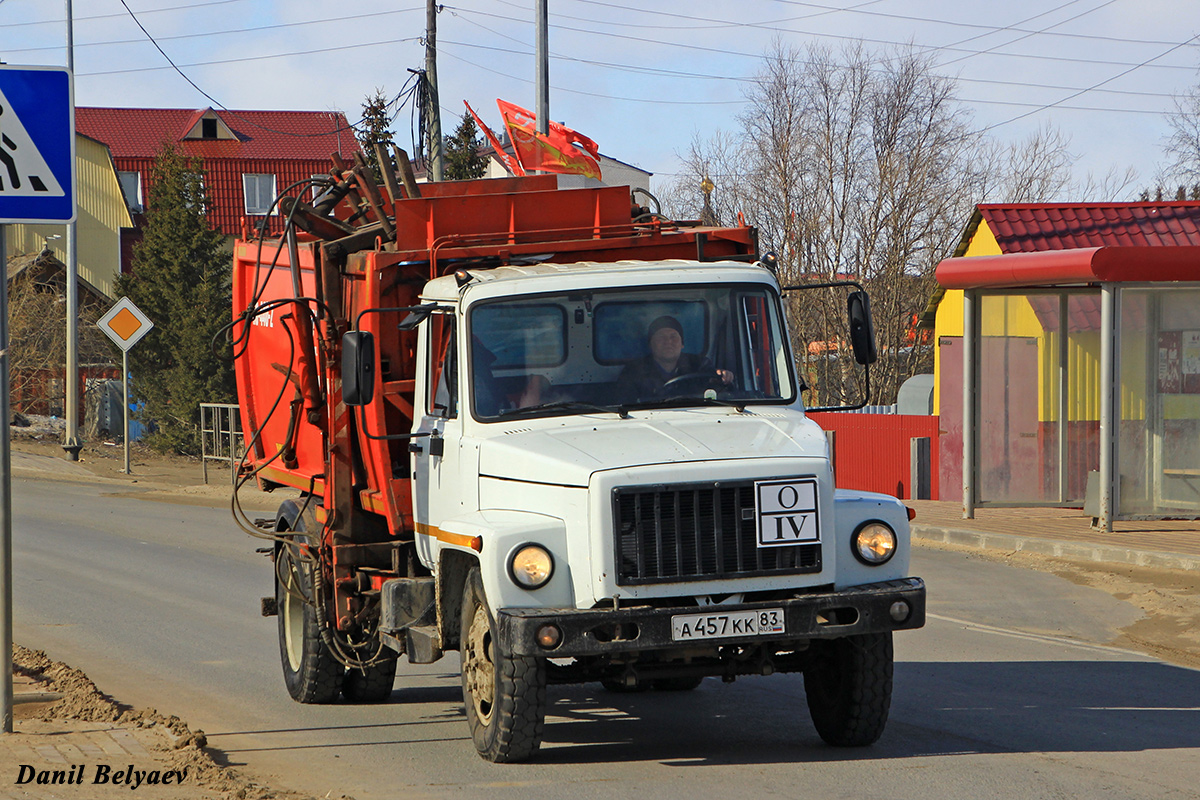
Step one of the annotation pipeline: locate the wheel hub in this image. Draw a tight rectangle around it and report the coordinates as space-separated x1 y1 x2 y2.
464 605 495 722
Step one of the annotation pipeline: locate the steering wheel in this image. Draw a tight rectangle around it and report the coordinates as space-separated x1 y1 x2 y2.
661 372 725 394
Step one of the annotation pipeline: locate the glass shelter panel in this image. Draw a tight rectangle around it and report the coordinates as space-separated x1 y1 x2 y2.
975 291 1100 505
1119 287 1200 516
1065 293 1102 503
978 294 1059 503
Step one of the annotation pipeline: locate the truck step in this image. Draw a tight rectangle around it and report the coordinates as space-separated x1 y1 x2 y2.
404 626 443 664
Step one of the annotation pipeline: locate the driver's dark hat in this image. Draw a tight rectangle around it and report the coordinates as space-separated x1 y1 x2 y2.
647 315 683 339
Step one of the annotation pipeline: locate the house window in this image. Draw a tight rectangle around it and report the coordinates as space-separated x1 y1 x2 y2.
311 173 331 203
117 171 143 213
202 117 218 139
243 173 277 215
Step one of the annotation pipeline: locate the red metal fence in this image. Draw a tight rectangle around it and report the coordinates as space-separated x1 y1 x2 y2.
808 413 941 500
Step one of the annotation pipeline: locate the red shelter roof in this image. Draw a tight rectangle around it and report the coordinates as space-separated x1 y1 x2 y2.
977 202 1200 252
936 202 1200 291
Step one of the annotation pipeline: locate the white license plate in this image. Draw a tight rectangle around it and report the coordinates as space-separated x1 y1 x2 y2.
671 608 786 641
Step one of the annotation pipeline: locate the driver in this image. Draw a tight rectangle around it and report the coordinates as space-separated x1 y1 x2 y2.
617 315 732 401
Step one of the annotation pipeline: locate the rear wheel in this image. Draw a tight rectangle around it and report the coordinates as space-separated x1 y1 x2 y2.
460 568 546 762
276 514 342 704
343 658 398 703
803 632 893 746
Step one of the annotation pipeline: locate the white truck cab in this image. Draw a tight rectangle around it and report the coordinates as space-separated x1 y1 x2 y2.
389 258 924 761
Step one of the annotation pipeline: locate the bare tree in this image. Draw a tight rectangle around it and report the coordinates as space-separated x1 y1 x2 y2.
661 41 1118 406
667 42 990 405
1162 79 1200 187
7 253 111 416
981 122 1075 203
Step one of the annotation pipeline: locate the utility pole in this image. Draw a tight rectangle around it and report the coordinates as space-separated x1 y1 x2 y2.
424 0 444 181
535 0 549 135
63 0 81 461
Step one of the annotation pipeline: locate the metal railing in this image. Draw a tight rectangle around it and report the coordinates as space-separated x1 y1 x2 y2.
200 403 243 485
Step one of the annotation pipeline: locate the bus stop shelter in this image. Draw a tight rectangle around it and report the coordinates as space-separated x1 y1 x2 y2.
936 245 1200 531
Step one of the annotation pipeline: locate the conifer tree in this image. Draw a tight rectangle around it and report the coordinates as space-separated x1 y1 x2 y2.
115 143 233 454
445 112 488 181
357 88 394 183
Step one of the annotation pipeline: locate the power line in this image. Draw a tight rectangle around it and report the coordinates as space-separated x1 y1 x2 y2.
450 3 1200 73
437 37 1178 115
3 6 423 56
982 31 1200 131
439 48 745 105
79 37 422 79
444 9 1183 103
439 40 1173 116
110 0 419 138
2 0 248 29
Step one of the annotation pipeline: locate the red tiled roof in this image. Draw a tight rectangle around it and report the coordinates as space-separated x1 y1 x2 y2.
75 107 359 161
979 202 1200 252
76 107 361 240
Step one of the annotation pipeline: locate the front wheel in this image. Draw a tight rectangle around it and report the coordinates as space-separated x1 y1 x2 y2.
803 632 893 746
460 568 547 762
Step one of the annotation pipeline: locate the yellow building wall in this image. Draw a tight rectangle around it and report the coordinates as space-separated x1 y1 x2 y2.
932 219 1000 415
7 135 131 300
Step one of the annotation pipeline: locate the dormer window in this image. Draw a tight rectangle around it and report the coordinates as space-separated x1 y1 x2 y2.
182 108 236 141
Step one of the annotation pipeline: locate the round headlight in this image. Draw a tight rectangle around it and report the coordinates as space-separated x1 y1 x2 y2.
508 544 554 589
852 521 897 565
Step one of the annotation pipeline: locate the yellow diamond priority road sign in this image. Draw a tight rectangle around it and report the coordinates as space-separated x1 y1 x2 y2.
98 296 154 351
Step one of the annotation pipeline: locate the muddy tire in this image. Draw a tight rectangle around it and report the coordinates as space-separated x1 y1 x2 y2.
276 522 343 705
460 568 546 762
803 632 893 747
343 657 398 703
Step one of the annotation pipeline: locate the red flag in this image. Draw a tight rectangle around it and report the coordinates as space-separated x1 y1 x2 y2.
464 100 525 177
496 99 602 180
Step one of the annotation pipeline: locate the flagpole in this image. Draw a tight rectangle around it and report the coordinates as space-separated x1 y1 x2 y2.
535 0 549 137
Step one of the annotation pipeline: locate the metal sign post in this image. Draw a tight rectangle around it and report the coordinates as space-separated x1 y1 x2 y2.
0 65 75 735
1 225 12 733
97 298 154 474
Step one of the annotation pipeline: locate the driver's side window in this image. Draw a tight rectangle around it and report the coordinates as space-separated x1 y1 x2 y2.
427 313 457 419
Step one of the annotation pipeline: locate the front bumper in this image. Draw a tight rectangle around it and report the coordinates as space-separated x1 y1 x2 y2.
497 577 925 657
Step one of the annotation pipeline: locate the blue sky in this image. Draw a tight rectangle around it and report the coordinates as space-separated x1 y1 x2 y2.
3 0 1198 197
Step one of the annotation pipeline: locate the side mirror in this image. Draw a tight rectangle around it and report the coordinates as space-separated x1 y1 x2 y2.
398 304 437 331
341 330 375 406
847 290 877 365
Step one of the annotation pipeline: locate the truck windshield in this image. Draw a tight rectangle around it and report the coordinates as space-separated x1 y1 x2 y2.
469 283 796 420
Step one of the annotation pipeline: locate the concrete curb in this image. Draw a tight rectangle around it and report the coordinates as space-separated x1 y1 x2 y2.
912 524 1200 572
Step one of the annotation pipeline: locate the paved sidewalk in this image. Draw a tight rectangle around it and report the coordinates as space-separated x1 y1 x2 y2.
1 673 210 800
908 499 1200 571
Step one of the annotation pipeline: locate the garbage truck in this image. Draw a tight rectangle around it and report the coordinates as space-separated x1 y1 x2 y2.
231 159 925 763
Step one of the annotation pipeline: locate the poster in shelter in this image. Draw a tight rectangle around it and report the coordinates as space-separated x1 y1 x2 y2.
1159 331 1181 394
1184 331 1200 394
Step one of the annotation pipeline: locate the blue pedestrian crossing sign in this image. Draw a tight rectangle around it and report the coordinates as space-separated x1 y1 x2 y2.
0 66 75 224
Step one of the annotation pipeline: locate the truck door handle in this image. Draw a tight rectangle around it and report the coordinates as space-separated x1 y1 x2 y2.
409 433 444 457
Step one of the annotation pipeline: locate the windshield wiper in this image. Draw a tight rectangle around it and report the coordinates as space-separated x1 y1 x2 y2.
626 395 748 413
498 400 631 419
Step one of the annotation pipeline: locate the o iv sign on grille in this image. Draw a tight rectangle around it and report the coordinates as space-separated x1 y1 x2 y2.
754 477 820 547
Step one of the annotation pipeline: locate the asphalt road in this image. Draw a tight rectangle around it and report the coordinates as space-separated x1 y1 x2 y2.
11 476 1200 800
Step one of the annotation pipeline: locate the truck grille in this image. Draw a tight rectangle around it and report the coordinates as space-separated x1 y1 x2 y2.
613 481 822 585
